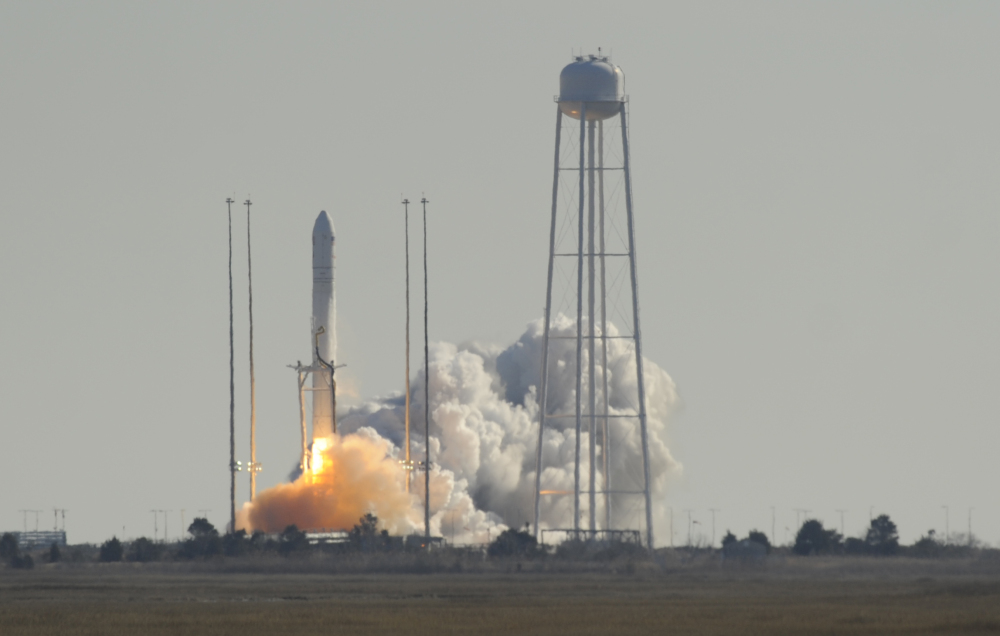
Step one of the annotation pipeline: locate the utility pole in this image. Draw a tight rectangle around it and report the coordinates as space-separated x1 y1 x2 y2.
968 508 974 546
150 510 158 541
836 509 847 536
684 509 694 547
668 507 673 548
708 509 719 548
17 510 28 533
942 505 949 544
793 508 810 530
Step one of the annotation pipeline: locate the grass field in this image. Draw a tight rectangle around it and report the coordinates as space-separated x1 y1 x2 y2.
3 555 1000 635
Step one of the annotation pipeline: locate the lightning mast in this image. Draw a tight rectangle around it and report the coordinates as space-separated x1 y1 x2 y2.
402 198 413 491
246 198 261 500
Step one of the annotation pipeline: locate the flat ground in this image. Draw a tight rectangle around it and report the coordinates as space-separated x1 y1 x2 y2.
3 556 1000 635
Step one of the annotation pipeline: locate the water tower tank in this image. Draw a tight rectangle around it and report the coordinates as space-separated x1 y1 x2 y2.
558 55 624 121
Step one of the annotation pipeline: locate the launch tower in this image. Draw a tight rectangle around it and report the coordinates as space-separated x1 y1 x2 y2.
533 54 655 548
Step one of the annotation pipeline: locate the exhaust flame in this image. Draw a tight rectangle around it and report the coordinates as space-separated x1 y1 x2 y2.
237 431 415 534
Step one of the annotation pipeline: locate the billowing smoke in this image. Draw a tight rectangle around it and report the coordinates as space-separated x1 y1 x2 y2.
239 317 682 544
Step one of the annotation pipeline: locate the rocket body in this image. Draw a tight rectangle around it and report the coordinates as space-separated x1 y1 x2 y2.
312 211 336 439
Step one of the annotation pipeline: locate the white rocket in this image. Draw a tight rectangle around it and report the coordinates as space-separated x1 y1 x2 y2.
311 210 336 439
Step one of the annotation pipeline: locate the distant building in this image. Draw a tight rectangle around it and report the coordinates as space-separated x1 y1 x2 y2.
8 531 66 549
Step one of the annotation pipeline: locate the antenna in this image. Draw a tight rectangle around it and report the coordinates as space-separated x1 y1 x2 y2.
226 197 237 532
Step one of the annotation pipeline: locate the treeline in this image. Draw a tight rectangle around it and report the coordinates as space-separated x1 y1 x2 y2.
718 514 986 558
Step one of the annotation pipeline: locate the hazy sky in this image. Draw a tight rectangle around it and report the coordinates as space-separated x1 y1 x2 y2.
2 1 998 546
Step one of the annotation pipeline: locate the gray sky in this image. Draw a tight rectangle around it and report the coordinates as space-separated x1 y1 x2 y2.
1 1 998 546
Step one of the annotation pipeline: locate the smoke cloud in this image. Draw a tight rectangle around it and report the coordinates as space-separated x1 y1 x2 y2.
239 317 682 544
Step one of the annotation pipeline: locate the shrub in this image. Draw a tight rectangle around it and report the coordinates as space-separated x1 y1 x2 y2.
11 553 34 569
49 543 61 563
488 528 541 559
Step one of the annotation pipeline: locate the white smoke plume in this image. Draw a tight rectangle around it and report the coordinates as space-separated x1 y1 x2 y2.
336 316 682 544
239 317 681 545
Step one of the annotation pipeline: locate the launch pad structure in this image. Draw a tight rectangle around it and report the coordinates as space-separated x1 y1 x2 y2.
533 53 655 549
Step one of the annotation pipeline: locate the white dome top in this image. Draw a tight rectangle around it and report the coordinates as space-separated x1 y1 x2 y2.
559 55 623 102
557 55 624 121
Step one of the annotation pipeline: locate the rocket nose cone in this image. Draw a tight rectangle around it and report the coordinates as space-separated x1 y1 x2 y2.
313 210 334 236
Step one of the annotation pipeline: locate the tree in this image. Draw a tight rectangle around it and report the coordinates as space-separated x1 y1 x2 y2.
188 518 218 539
747 530 771 554
279 525 308 555
348 514 388 552
128 537 162 562
721 531 737 548
488 528 541 559
865 514 899 556
793 520 842 556
222 530 249 557
49 543 61 563
0 533 19 562
99 537 124 562
910 530 942 558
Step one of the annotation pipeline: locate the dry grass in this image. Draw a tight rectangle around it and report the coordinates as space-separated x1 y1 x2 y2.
2 557 1000 635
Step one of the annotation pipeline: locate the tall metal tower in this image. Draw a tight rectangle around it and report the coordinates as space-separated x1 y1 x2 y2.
533 53 655 549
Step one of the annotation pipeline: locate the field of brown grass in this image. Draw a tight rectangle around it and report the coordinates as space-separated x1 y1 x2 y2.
3 555 1000 635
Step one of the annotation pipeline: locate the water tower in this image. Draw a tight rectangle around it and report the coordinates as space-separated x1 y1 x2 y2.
532 54 655 548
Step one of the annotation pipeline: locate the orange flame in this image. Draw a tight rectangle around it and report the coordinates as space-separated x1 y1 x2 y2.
236 433 414 534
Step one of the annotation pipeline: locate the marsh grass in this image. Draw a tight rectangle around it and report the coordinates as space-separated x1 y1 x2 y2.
3 556 1000 635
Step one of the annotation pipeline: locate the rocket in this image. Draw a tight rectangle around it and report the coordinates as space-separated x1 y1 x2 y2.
311 210 336 439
